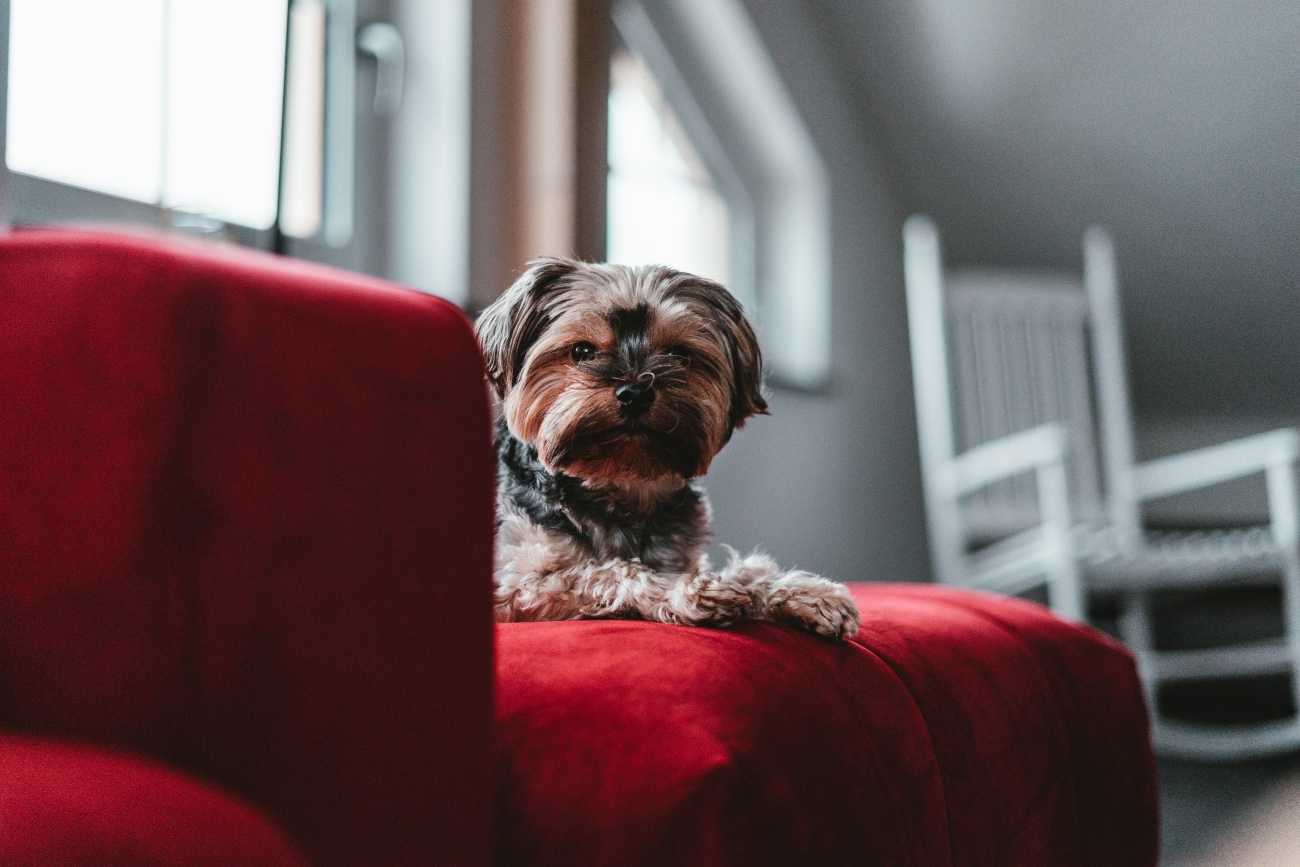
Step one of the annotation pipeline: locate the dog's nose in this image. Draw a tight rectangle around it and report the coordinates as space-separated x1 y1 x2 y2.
615 382 655 415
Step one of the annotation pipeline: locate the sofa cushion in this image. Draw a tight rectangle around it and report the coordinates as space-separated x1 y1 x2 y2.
495 583 1158 867
0 736 309 867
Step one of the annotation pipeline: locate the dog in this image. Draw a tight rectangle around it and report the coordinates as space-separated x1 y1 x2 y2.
475 258 861 640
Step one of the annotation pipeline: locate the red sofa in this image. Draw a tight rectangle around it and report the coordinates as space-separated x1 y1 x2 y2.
0 230 496 866
499 585 1159 866
0 229 1158 866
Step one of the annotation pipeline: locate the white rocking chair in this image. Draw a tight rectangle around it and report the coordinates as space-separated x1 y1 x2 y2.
903 215 1300 760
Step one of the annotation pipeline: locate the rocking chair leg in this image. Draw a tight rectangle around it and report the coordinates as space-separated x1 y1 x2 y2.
1265 459 1300 720
1118 592 1159 728
1036 456 1084 621
1279 555 1300 718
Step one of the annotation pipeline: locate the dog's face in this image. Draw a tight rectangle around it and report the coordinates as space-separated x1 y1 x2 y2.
476 259 767 483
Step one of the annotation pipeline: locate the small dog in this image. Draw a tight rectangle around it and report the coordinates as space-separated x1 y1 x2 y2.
476 258 860 640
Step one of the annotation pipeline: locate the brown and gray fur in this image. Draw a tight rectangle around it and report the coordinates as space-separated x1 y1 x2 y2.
477 258 860 640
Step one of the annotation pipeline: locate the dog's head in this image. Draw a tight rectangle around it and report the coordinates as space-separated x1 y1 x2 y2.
476 258 767 483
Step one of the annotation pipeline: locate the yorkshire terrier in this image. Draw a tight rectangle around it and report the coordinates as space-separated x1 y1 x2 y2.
476 258 860 640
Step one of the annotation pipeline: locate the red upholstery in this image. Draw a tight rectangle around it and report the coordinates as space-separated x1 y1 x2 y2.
0 735 307 867
497 583 1159 867
0 227 1158 866
0 229 496 867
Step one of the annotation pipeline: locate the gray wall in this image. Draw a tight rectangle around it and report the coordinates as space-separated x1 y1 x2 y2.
699 0 931 584
805 0 1300 527
700 0 1300 578
811 0 1300 421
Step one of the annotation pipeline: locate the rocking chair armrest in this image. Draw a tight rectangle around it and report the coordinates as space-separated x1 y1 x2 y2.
950 423 1067 497
1132 429 1300 501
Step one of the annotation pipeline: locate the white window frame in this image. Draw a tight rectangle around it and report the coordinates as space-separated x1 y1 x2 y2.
613 0 831 388
388 0 471 306
0 0 10 231
0 0 288 248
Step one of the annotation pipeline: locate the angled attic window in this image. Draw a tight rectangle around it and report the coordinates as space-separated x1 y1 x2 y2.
607 50 730 288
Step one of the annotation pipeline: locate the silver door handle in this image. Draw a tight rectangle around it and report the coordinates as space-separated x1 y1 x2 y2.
356 22 404 116
318 3 402 247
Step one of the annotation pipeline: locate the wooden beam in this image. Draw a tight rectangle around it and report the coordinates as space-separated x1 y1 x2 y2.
572 0 610 263
468 0 610 311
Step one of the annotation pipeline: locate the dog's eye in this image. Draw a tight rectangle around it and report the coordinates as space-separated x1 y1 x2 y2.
571 342 597 363
665 345 691 363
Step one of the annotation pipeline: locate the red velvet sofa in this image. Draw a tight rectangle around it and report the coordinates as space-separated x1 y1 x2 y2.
0 229 1158 866
499 586 1159 866
0 230 496 866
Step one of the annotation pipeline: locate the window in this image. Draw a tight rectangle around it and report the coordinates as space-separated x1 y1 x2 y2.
6 0 288 230
610 0 830 388
607 49 730 287
388 0 472 304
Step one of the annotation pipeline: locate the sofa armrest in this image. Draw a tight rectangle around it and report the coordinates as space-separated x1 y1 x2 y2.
950 423 1068 496
0 230 496 867
1132 428 1300 501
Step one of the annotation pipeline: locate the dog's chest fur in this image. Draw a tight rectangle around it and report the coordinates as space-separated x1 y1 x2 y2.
495 422 710 574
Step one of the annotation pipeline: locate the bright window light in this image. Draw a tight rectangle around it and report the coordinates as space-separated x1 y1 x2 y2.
6 0 288 230
164 0 289 230
6 0 165 203
606 50 729 286
611 0 831 387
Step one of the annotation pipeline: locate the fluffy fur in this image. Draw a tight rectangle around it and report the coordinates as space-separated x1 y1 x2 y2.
477 258 860 640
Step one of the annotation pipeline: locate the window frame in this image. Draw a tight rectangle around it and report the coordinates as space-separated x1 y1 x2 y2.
613 0 831 389
0 0 287 248
0 0 287 246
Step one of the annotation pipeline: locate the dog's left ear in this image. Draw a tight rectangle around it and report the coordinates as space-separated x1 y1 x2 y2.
723 303 768 428
675 276 768 428
475 258 577 398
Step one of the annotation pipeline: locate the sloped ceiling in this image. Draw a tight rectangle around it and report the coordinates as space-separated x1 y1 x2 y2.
810 0 1300 415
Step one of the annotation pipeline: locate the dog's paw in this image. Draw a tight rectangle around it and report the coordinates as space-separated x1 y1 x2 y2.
765 574 861 641
659 572 752 626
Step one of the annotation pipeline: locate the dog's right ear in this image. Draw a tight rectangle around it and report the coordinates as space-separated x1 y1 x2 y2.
475 257 577 398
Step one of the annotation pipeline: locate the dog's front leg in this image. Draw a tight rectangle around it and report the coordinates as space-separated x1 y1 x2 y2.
496 535 759 623
717 552 861 640
495 556 655 622
653 569 752 627
496 553 751 626
493 517 673 622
